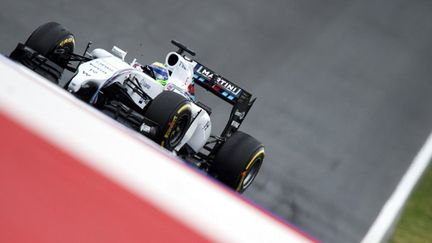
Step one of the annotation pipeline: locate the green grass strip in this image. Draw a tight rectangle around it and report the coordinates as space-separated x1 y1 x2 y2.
390 165 432 243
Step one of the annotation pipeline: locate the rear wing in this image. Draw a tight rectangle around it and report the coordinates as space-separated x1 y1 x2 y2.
193 62 256 137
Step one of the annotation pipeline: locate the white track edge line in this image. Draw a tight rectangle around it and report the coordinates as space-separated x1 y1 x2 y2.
361 131 432 243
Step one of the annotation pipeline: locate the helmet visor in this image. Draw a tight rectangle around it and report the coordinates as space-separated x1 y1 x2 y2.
151 64 168 81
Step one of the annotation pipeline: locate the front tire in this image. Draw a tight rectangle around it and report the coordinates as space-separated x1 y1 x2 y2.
25 22 75 68
211 131 265 193
145 91 192 151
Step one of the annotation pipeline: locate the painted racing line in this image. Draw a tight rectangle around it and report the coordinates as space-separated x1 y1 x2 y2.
0 56 316 243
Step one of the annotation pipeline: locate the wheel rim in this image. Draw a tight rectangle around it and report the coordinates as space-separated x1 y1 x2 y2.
242 156 263 190
51 42 74 67
167 113 189 148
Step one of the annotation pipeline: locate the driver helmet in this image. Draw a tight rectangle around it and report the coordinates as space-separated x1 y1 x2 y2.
150 62 169 85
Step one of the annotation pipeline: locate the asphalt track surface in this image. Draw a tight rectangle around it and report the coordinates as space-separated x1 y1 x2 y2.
1 0 432 242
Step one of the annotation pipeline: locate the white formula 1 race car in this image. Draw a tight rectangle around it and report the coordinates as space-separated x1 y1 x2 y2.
10 22 264 193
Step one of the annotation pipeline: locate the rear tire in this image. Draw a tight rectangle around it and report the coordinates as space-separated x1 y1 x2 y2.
211 131 265 193
25 22 75 68
145 91 192 151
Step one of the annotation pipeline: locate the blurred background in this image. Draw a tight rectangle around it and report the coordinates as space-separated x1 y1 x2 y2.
1 0 432 242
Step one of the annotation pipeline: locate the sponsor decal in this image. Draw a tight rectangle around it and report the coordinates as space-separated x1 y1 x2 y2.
178 60 187 71
85 60 115 75
58 36 75 47
140 80 151 90
196 66 242 97
234 110 245 119
231 120 240 128
165 83 175 91
199 68 214 79
203 121 210 131
215 77 241 96
162 115 177 147
94 60 115 72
